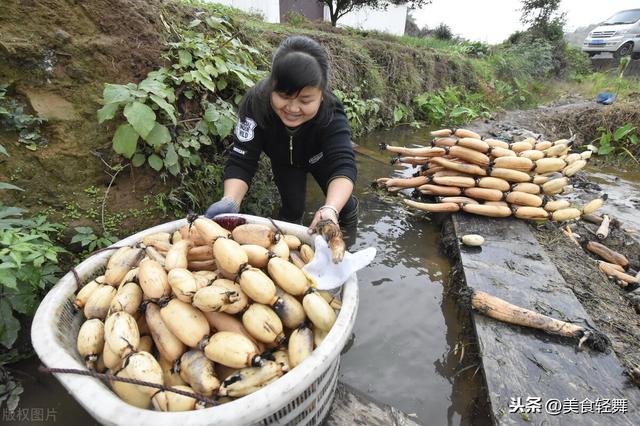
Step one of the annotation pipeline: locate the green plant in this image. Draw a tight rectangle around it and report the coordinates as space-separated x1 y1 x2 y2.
333 86 382 136
98 15 266 176
0 85 47 150
0 366 22 412
166 153 278 217
454 40 490 57
393 103 409 124
595 124 639 160
283 10 306 26
0 211 66 351
433 23 453 40
70 226 118 253
413 86 491 125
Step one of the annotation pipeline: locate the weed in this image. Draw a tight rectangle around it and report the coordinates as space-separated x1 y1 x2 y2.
0 85 47 150
595 124 639 163
70 226 118 253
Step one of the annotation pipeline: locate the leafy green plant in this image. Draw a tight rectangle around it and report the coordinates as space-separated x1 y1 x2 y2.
595 124 639 159
393 103 410 124
413 86 491 125
0 85 47 150
98 14 265 176
283 10 306 26
70 226 118 253
433 23 453 40
333 86 382 136
0 211 65 350
166 153 278 217
0 366 22 412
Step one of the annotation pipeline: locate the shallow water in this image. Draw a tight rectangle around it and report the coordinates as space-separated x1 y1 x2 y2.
307 127 488 425
9 126 488 425
577 164 640 234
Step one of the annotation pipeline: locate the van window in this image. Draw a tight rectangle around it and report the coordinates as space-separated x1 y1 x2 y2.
602 9 640 25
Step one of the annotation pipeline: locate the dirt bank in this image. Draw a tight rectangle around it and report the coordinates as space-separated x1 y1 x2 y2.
475 99 640 153
0 0 185 230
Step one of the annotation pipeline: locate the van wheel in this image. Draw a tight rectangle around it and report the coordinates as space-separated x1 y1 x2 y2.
632 53 640 60
613 42 634 58
587 52 598 57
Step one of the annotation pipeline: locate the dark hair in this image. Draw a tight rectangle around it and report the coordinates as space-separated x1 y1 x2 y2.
239 35 336 127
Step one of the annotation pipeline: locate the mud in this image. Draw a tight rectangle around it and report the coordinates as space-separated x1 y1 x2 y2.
532 220 640 384
469 102 640 385
473 99 640 155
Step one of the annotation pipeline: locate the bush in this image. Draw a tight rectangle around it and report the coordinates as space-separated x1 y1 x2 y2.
413 86 491 125
283 11 306 26
564 45 592 76
433 23 453 40
0 208 65 355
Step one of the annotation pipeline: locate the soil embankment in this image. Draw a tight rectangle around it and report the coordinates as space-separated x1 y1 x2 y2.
1 0 484 234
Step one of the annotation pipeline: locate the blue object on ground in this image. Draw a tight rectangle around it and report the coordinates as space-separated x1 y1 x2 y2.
596 91 616 105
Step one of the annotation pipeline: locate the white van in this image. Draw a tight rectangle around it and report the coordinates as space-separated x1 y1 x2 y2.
582 9 640 59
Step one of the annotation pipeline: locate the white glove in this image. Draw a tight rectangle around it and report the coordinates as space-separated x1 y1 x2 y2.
303 235 376 290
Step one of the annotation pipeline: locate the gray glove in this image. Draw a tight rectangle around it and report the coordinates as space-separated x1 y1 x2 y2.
204 196 239 219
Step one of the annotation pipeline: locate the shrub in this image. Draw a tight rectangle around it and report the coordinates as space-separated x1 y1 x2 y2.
433 23 453 40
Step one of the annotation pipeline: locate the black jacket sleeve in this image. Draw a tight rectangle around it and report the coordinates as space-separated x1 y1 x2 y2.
223 115 264 186
321 102 357 184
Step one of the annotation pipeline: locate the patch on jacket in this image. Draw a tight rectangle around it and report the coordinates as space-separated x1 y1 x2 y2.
309 152 324 164
235 117 256 142
233 146 246 155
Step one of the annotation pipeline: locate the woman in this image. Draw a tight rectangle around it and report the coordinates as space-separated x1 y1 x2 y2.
205 35 358 232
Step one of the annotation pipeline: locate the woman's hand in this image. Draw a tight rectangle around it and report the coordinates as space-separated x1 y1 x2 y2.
308 205 339 234
204 196 239 219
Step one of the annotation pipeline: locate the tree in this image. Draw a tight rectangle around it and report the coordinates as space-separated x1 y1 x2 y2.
322 1 431 27
519 0 566 42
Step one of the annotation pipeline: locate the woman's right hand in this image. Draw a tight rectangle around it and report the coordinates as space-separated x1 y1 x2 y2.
204 196 240 219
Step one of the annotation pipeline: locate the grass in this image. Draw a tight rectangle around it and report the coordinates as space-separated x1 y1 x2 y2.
397 35 462 51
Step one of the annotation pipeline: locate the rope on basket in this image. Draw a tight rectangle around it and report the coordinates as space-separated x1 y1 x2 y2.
39 366 218 405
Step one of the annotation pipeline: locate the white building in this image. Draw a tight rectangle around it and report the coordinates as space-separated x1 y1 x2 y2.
212 0 281 23
207 1 408 36
326 3 408 36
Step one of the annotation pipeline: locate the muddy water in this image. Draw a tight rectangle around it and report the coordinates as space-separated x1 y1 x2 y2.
305 127 488 425
9 127 487 425
577 164 640 234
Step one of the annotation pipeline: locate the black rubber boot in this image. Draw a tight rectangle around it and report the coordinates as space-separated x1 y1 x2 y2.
338 195 359 228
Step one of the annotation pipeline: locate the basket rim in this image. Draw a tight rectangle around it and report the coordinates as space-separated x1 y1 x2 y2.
31 214 359 425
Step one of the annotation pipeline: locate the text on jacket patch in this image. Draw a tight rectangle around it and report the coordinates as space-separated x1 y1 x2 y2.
235 117 256 142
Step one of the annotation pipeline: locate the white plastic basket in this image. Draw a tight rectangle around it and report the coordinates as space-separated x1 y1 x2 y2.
31 214 359 426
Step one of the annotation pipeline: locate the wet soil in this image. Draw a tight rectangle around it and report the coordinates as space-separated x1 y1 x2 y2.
469 102 640 386
533 219 640 383
473 99 640 154
0 0 184 229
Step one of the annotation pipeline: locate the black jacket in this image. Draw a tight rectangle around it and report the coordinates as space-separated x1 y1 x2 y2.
224 101 357 186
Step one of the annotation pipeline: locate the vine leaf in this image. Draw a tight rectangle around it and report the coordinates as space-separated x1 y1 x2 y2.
97 102 119 124
103 84 131 104
131 153 146 167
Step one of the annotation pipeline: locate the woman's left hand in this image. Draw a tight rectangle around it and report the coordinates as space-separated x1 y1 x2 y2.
308 205 339 234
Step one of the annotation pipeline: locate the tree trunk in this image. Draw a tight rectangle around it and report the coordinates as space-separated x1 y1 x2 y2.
331 14 338 26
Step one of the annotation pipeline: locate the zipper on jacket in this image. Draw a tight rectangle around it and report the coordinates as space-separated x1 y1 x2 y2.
289 135 293 165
